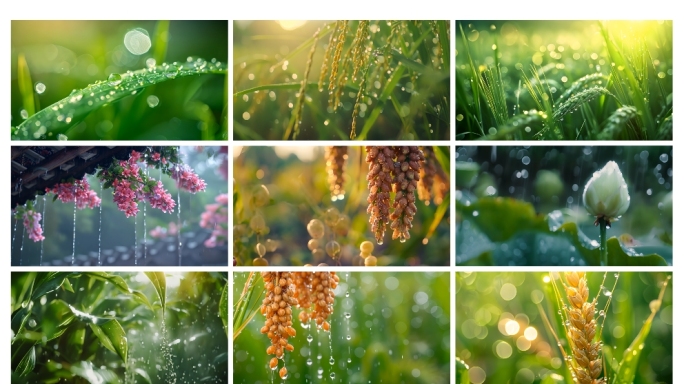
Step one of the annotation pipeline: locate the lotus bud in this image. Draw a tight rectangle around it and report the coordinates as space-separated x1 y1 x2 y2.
582 161 630 222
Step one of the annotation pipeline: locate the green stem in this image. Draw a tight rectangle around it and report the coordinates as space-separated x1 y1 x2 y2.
599 217 608 266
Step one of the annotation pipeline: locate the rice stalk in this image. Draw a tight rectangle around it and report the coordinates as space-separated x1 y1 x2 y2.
597 105 639 140
285 28 320 140
559 73 610 102
553 87 611 121
318 22 342 91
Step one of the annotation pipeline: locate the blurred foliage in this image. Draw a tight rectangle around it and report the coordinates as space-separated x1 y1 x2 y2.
233 146 450 266
11 20 228 140
456 146 672 266
11 147 228 266
233 20 450 140
456 20 672 140
456 272 672 384
233 272 450 384
11 272 227 383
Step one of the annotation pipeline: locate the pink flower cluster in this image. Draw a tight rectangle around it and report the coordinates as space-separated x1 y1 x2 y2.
112 179 139 217
146 181 176 213
106 150 177 217
23 209 45 242
46 179 101 209
200 193 228 247
172 165 207 193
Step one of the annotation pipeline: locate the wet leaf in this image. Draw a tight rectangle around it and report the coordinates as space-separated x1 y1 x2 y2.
17 53 36 117
219 281 228 335
89 320 128 362
456 357 470 384
13 59 226 140
135 368 152 384
145 272 166 314
85 272 153 310
613 276 671 384
14 346 35 377
457 198 668 266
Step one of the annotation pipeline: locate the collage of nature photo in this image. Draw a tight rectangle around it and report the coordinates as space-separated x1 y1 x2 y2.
6 17 679 384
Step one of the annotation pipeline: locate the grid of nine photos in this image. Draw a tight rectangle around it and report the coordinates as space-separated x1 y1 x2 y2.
5 15 675 384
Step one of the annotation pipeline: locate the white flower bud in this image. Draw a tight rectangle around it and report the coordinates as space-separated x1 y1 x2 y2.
582 161 630 220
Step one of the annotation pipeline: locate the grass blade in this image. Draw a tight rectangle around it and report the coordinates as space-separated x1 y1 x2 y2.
613 275 670 384
17 53 36 117
13 59 226 140
437 21 449 71
219 281 228 335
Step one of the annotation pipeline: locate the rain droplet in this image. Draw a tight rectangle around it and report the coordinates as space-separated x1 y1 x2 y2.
108 73 122 86
147 95 160 108
35 82 46 94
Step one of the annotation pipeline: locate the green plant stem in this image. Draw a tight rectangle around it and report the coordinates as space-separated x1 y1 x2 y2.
599 217 607 266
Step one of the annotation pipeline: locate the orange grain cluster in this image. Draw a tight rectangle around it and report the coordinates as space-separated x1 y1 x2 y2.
260 272 297 379
417 146 448 205
366 146 426 244
564 272 605 384
366 146 395 244
261 271 339 377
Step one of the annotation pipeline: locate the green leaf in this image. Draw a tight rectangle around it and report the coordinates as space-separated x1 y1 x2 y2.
613 276 671 384
62 278 74 293
219 282 228 335
13 59 226 140
457 197 669 266
14 346 35 377
85 272 153 310
356 65 405 140
456 357 470 384
89 319 128 362
17 53 36 117
145 272 166 314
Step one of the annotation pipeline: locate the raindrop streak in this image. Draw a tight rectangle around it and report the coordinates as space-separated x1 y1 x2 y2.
134 212 138 266
72 202 77 266
12 214 18 253
176 151 182 266
328 331 334 381
40 195 46 266
19 220 26 266
144 162 148 260
98 182 103 266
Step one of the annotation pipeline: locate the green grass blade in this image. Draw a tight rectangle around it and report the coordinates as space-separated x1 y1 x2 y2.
219 281 228 336
234 81 358 98
599 22 655 138
613 275 670 384
17 53 36 117
144 272 166 315
152 20 170 65
456 357 470 383
458 23 483 134
13 59 226 140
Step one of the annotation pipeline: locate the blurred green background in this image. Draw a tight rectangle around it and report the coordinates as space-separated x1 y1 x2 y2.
233 146 450 266
11 146 228 266
233 272 450 384
11 20 228 140
456 146 672 266
11 272 228 383
233 20 450 140
456 272 672 384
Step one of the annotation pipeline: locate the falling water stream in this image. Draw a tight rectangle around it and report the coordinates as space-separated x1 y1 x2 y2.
98 182 103 266
71 202 76 265
134 214 138 266
11 215 18 253
40 195 46 266
160 320 178 384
